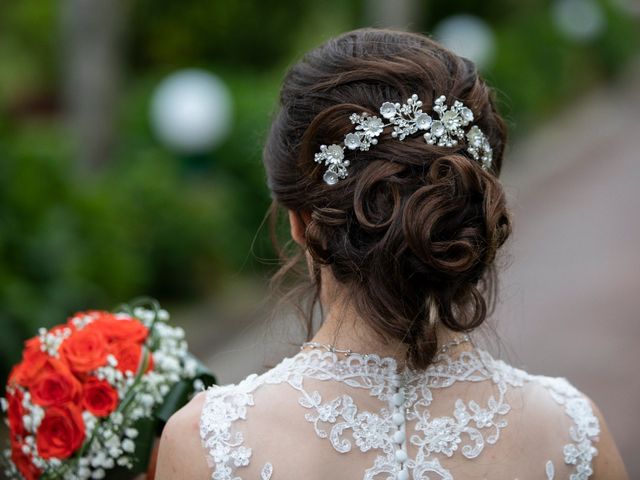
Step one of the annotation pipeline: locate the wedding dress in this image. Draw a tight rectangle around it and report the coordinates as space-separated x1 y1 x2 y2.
199 346 599 480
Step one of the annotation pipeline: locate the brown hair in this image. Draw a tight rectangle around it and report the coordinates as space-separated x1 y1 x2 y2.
263 28 512 370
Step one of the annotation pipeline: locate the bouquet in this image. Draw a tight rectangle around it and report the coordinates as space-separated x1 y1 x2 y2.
1 299 215 480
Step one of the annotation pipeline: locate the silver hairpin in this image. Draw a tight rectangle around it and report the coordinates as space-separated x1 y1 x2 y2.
313 94 493 185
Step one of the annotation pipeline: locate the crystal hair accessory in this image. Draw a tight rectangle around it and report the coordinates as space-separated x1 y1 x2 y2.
313 94 493 185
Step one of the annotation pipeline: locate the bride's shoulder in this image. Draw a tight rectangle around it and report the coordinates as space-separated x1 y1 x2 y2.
156 390 210 480
485 354 598 426
156 364 292 480
485 355 627 479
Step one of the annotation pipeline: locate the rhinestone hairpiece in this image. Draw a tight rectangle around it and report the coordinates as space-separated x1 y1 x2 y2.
313 94 493 185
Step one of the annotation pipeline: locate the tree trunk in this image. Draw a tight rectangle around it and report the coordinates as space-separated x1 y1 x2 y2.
60 0 127 171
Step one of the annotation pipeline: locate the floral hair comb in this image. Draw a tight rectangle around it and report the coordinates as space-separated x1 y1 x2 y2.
313 94 493 185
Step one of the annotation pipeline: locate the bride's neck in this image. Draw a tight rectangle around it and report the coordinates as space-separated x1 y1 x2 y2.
309 269 463 367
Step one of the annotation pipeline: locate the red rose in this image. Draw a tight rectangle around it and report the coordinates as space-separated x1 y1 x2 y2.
82 377 119 417
11 442 41 480
23 336 42 356
8 362 28 387
6 389 26 437
10 340 50 387
89 314 149 344
60 328 108 374
111 341 153 374
30 358 81 407
36 403 85 459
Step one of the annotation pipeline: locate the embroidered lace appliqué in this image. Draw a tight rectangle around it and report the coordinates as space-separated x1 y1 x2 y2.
536 376 600 480
199 348 600 480
199 380 257 480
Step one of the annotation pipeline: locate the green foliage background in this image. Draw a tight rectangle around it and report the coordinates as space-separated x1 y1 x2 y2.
0 0 637 380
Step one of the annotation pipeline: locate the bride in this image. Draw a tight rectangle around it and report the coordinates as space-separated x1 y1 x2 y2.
155 29 627 479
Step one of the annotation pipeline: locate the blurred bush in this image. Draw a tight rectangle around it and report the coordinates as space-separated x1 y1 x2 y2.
129 0 309 69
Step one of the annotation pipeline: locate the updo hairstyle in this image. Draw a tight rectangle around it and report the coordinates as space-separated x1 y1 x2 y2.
263 29 512 369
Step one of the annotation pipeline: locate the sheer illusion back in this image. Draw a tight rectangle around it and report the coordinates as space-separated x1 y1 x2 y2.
199 347 599 480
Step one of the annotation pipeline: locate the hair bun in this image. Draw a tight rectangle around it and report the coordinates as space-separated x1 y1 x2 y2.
403 154 502 282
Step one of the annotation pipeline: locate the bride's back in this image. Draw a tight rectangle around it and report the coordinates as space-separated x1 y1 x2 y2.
198 347 599 480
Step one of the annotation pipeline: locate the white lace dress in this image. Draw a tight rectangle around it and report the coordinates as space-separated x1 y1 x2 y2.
199 348 599 480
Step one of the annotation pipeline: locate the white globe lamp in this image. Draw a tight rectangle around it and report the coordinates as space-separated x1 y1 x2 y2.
150 69 233 154
433 15 497 70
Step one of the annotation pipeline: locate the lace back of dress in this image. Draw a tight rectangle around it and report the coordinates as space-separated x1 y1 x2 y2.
199 348 600 480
